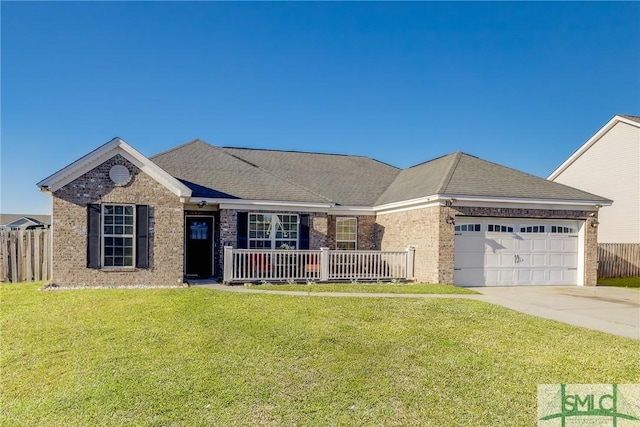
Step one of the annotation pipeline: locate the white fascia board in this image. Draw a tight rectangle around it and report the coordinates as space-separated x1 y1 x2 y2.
373 195 441 215
328 206 376 216
37 138 192 198
193 198 333 212
374 193 610 215
439 194 611 209
548 116 640 180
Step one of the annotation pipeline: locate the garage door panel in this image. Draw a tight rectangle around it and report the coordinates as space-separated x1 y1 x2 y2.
485 253 514 268
454 268 483 286
455 235 485 251
531 254 547 266
485 238 510 253
454 219 580 286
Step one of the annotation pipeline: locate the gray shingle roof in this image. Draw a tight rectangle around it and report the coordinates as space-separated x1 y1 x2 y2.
151 140 333 203
377 152 610 204
220 147 399 206
150 140 610 206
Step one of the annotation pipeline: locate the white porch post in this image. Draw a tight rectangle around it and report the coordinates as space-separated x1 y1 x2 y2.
223 246 233 284
320 247 329 282
405 245 415 280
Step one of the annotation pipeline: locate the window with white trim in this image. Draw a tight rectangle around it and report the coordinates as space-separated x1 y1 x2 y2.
336 217 357 250
550 226 576 234
488 224 514 233
102 204 135 267
520 225 545 233
454 224 481 232
248 213 298 249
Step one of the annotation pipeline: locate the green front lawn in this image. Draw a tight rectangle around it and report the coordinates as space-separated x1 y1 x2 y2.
244 282 477 294
1 283 638 426
598 276 640 288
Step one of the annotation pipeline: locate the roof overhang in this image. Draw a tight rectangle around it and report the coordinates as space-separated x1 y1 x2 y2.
548 115 640 180
187 198 378 215
375 194 611 215
190 193 610 216
37 137 192 198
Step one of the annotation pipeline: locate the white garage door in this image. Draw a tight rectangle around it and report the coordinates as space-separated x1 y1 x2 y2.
454 219 580 286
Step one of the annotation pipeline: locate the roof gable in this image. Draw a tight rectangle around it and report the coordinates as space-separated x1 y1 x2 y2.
0 214 51 227
548 115 640 180
37 138 192 198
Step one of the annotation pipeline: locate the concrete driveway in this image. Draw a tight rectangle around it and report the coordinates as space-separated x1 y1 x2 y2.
471 286 640 340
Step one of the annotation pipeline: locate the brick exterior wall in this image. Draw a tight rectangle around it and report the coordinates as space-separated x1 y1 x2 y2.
376 206 442 283
51 154 184 286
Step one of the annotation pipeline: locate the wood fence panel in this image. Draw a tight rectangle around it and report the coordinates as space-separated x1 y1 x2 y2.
0 229 52 283
10 232 18 283
598 243 640 278
0 232 7 281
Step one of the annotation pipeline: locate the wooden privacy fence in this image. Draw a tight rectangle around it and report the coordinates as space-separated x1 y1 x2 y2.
224 246 415 283
598 243 640 279
0 229 51 283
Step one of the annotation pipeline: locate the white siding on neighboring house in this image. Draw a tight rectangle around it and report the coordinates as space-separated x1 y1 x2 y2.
550 120 640 243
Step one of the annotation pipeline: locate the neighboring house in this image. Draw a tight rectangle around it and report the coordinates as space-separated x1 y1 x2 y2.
0 214 51 231
548 115 640 244
37 137 610 287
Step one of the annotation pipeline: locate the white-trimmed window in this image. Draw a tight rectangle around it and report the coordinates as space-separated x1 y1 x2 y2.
248 213 298 249
102 204 135 267
488 224 514 233
550 226 576 234
454 224 481 232
336 217 357 250
520 225 545 233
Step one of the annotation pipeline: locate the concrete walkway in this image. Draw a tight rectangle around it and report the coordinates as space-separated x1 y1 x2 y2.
198 283 640 340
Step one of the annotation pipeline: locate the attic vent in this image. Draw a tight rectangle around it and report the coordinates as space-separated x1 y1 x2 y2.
109 165 131 185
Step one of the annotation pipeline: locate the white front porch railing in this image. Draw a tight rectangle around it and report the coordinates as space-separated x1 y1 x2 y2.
223 246 415 283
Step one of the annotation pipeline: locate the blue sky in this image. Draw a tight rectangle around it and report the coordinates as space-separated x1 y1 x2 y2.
2 1 639 215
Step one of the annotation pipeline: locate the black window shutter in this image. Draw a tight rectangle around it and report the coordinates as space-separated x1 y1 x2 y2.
237 212 248 249
299 214 310 249
136 205 149 268
87 204 101 268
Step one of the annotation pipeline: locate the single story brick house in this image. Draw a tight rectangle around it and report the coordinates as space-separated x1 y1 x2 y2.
38 137 610 287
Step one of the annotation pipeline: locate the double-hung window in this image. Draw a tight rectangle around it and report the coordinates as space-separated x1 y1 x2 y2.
336 217 357 250
102 204 135 267
87 203 148 269
248 214 298 249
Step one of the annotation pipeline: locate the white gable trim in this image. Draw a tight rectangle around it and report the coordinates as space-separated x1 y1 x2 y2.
548 115 640 180
37 138 192 198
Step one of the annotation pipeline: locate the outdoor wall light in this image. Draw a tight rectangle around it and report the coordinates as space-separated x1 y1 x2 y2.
446 215 455 225
591 218 599 228
197 200 207 208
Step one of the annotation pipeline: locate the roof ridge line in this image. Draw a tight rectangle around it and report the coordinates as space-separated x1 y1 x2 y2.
150 138 210 159
435 152 463 194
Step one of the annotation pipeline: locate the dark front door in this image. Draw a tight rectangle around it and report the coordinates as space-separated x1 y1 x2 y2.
185 216 214 278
